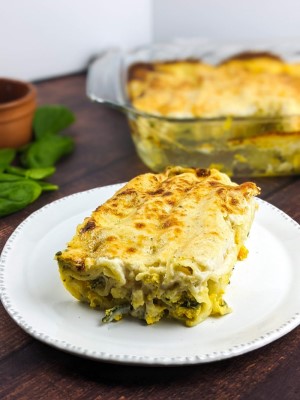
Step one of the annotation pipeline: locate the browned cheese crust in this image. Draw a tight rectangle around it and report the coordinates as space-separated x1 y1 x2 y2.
56 167 260 326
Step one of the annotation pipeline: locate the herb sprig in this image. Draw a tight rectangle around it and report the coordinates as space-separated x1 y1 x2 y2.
0 105 75 217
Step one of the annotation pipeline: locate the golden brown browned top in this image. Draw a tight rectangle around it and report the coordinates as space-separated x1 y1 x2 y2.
127 56 300 118
59 167 260 277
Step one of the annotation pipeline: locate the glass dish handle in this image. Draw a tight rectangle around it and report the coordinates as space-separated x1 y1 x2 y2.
86 49 127 111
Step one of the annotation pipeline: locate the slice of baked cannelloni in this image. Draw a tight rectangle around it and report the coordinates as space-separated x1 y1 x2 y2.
56 167 260 326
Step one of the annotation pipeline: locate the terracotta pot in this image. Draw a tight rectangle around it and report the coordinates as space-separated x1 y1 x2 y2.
0 78 36 148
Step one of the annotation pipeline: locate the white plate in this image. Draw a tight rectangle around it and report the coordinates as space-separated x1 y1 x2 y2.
1 184 300 366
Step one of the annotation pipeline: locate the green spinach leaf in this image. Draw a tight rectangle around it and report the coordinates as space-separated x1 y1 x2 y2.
33 105 75 139
20 135 75 168
38 181 59 191
0 173 25 182
0 179 42 217
0 149 16 171
0 104 75 217
5 165 56 180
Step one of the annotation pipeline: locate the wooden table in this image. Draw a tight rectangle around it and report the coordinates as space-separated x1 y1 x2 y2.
1 74 299 400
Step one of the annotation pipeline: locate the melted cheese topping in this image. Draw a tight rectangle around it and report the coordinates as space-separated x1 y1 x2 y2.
127 57 300 118
56 167 260 326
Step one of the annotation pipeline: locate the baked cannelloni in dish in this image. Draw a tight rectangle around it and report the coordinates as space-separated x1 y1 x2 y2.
56 167 260 326
127 54 300 118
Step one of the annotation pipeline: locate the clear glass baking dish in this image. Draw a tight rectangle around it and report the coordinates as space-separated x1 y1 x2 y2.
86 39 300 176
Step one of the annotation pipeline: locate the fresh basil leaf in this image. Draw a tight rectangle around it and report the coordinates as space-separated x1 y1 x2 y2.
20 135 75 168
33 105 75 139
0 148 16 171
0 179 42 217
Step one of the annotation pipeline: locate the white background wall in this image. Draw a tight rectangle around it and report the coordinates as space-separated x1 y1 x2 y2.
0 0 152 81
1 0 300 81
153 0 300 42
